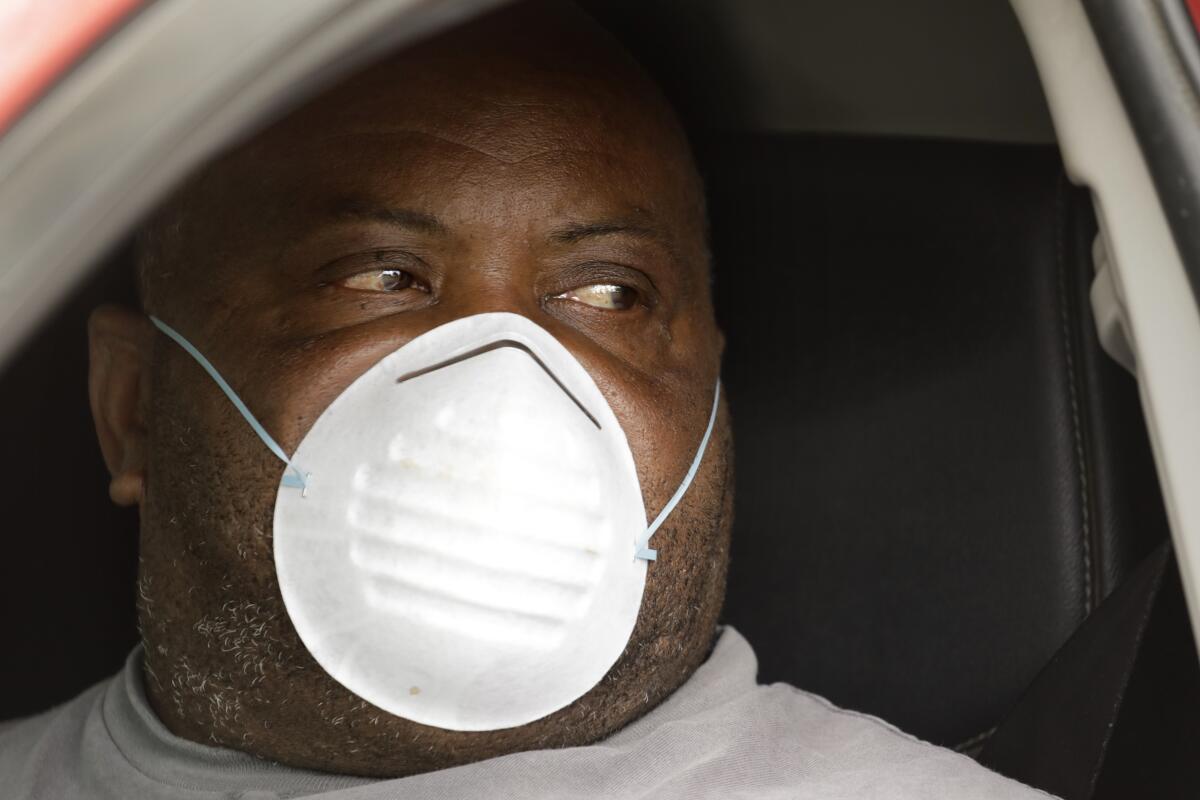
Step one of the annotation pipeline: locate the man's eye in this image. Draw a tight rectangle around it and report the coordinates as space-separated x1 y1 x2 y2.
554 283 640 310
338 269 418 293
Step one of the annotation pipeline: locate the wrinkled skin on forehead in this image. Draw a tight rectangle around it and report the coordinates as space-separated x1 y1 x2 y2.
90 0 732 777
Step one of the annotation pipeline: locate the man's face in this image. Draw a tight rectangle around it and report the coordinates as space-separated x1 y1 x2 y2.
96 4 732 777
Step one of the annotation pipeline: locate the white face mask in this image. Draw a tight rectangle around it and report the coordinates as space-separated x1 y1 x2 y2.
150 312 719 731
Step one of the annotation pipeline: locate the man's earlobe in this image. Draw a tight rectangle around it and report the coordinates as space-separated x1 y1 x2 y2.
88 305 154 507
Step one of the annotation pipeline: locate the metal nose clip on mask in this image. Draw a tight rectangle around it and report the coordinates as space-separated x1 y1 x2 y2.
150 312 720 731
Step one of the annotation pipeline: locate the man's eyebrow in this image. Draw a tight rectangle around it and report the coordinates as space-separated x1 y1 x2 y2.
332 202 447 235
549 219 663 244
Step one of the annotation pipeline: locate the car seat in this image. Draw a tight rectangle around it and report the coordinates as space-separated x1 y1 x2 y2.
704 134 1171 752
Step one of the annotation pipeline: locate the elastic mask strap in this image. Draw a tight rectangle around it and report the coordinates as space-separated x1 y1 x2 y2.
635 380 721 562
149 316 308 492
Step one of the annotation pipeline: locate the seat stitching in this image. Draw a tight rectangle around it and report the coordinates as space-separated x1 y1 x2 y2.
1055 176 1094 612
952 724 997 753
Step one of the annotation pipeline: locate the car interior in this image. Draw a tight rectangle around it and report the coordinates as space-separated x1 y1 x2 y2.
2 1 1198 798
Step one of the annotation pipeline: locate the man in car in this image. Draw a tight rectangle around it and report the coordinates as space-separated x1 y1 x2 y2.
0 2 1047 797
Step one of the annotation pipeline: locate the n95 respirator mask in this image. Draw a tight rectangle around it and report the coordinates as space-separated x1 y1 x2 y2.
150 312 719 732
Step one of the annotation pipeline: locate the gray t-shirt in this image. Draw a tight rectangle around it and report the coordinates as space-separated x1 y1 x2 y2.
0 626 1054 799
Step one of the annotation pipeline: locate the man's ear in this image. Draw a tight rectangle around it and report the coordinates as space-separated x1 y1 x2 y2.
88 305 154 507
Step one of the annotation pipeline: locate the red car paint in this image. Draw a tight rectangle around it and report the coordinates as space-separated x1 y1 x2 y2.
0 0 141 133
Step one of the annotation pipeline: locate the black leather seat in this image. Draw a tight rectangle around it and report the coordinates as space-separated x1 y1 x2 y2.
705 134 1171 750
0 135 1177 771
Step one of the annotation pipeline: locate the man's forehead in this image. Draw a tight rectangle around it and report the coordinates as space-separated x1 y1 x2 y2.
211 58 696 237
253 54 675 169
227 128 680 241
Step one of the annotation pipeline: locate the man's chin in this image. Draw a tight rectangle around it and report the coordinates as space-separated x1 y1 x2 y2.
139 633 651 778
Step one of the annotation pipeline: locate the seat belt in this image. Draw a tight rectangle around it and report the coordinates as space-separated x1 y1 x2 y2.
979 540 1200 799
